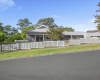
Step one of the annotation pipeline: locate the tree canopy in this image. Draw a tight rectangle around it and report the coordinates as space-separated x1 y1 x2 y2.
4 25 11 35
17 18 32 30
94 2 100 30
0 22 4 32
47 27 64 41
64 27 74 31
37 18 57 28
4 33 22 42
0 32 7 43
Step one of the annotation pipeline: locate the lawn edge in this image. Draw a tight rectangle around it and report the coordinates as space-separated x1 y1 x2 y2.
0 48 100 61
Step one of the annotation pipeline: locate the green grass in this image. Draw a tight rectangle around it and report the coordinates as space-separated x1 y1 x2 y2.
0 44 100 59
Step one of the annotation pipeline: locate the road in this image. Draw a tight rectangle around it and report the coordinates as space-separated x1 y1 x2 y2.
0 50 100 80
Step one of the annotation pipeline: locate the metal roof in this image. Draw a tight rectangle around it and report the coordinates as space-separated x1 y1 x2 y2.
26 25 49 33
62 31 85 35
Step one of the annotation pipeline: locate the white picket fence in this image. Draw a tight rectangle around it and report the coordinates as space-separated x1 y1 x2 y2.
0 41 65 51
69 40 81 45
69 37 100 45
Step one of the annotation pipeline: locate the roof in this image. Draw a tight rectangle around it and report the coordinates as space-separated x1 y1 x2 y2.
26 25 85 35
36 25 48 29
62 31 85 35
87 30 100 33
26 25 49 33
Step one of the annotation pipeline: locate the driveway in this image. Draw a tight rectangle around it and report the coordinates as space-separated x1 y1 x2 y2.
0 50 100 80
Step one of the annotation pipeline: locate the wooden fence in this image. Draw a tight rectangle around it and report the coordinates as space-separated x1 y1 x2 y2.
0 41 64 51
69 40 81 45
69 37 100 45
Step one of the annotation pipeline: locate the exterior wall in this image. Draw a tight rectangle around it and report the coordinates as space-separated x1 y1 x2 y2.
72 35 84 39
28 35 52 42
62 35 84 40
87 33 100 38
26 30 100 42
28 35 84 42
62 35 71 40
28 35 35 42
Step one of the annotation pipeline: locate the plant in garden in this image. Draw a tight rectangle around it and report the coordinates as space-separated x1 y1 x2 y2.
47 27 64 41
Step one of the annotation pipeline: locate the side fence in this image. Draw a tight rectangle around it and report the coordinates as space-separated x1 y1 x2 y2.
0 41 64 51
69 37 100 45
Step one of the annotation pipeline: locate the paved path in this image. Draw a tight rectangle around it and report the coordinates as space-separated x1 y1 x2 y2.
0 50 100 80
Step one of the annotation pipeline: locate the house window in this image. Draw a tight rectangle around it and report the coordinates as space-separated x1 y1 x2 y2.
46 37 50 39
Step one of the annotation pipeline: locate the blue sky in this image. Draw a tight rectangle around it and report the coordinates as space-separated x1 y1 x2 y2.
0 0 100 32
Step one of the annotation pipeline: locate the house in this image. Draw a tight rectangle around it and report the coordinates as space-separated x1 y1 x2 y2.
25 25 100 42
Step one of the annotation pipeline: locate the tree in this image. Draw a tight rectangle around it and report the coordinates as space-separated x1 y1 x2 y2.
37 18 57 28
4 25 11 35
47 27 64 41
17 18 32 30
94 2 100 30
0 32 7 43
4 33 22 42
21 25 35 39
11 27 18 35
64 27 74 31
0 22 4 32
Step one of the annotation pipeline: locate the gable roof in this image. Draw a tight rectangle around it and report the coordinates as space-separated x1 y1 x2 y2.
36 25 48 29
26 25 49 33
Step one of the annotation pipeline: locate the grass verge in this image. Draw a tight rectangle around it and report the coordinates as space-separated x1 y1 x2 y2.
0 44 100 59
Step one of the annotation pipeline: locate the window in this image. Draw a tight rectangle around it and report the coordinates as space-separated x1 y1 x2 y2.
46 37 50 39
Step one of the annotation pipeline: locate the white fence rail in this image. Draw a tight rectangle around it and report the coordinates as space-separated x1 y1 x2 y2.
80 38 91 43
69 37 100 45
69 40 81 45
31 42 44 48
0 41 65 51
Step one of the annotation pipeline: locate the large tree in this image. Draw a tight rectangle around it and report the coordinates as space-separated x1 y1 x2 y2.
0 22 4 32
37 18 57 28
17 18 32 30
47 27 64 41
94 2 100 30
11 27 18 35
64 27 74 31
4 25 11 35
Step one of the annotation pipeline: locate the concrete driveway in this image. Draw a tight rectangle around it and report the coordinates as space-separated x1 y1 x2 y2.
0 50 100 80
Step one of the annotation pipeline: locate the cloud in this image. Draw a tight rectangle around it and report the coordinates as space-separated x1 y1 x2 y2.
17 6 23 10
89 18 95 23
0 0 15 11
51 15 60 18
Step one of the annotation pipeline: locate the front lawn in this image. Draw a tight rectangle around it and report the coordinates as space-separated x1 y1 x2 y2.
0 44 100 59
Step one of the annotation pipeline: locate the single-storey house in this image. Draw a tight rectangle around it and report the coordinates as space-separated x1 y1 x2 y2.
25 25 100 42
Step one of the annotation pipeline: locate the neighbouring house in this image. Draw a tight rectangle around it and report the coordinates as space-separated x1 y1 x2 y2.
25 25 100 42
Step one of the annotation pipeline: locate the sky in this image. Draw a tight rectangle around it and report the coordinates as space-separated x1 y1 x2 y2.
0 0 100 32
